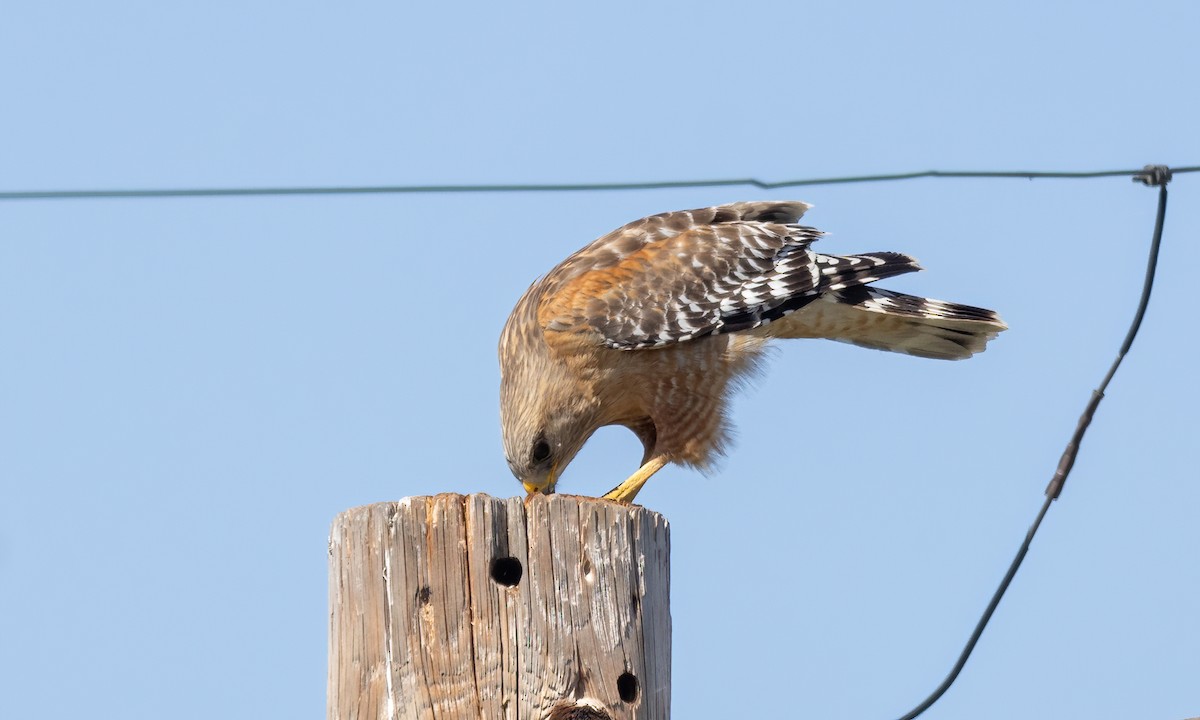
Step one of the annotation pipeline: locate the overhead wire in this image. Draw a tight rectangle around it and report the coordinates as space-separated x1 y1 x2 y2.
0 165 1196 201
895 165 1172 720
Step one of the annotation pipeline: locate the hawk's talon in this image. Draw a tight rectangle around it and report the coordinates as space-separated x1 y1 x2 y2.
601 455 669 504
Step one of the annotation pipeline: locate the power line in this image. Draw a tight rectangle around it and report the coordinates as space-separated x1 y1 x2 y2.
1 165 1196 201
893 165 1172 720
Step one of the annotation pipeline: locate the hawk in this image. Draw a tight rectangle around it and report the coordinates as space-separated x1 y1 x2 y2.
499 201 1005 502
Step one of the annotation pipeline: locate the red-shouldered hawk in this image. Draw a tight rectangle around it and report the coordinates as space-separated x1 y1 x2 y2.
499 201 1005 502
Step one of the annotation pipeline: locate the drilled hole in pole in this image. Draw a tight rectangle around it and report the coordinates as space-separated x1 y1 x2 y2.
617 672 639 703
547 703 611 720
490 556 523 587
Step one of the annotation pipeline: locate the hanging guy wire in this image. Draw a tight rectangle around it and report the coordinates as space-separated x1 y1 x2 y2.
0 165 1196 200
893 165 1172 720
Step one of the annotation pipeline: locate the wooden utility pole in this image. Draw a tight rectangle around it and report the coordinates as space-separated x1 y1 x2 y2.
328 493 671 720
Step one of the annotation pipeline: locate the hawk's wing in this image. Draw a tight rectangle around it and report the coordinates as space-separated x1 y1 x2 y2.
538 202 921 350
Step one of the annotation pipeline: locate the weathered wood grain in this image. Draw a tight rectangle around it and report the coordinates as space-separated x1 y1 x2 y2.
328 494 671 720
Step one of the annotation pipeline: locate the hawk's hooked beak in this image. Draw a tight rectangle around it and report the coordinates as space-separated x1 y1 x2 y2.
523 463 558 497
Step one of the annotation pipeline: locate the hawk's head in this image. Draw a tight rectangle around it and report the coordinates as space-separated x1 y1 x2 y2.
498 285 599 496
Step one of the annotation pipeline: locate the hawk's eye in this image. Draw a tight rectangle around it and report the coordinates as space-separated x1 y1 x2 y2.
531 438 552 464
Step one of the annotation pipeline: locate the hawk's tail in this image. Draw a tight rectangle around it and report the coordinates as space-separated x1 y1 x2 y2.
768 286 1007 360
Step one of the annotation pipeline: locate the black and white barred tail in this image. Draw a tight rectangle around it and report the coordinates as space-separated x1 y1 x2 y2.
768 284 1007 360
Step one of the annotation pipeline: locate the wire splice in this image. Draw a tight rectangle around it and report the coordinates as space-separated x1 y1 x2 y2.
1133 164 1173 186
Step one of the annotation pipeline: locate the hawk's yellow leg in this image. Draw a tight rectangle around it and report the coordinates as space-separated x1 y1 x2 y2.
602 455 669 504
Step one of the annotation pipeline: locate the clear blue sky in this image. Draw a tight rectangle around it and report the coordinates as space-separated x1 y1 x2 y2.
2 2 1197 718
